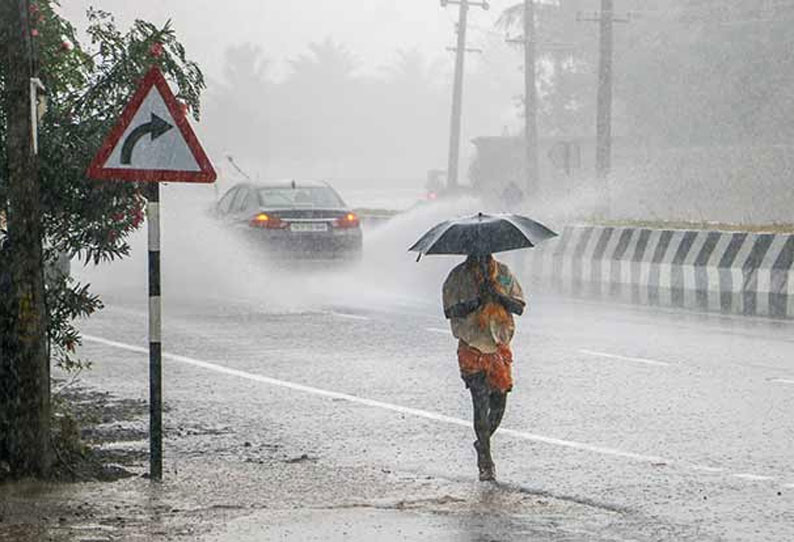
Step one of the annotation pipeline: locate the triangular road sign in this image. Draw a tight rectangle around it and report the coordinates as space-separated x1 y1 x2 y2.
87 66 216 183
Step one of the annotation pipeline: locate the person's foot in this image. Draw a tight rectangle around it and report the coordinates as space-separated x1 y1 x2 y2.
474 440 496 481
478 462 496 482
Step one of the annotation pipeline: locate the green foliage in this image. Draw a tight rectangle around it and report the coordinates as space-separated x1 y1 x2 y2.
614 0 794 145
498 1 597 137
1 2 205 371
44 270 101 373
499 0 794 145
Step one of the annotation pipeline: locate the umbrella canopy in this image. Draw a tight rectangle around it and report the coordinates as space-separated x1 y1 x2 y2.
408 212 557 258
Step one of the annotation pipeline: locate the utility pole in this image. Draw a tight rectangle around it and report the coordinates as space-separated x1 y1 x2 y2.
523 0 539 198
0 0 52 476
596 0 614 183
507 3 575 199
511 0 539 199
578 3 630 202
442 0 489 190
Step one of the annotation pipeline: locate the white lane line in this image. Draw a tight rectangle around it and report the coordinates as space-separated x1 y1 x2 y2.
690 465 725 473
82 334 780 486
83 334 669 465
578 349 671 367
326 311 370 321
732 473 775 482
426 327 450 334
770 378 794 385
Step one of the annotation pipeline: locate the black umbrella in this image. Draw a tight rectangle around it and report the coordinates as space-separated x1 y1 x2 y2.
408 212 557 260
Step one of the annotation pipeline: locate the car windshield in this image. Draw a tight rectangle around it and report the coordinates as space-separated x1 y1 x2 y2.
257 187 344 208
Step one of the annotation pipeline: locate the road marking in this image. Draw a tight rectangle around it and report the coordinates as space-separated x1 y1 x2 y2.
690 465 724 473
426 327 450 334
770 378 794 385
326 311 370 321
577 349 671 367
732 473 775 482
83 334 669 464
81 334 776 486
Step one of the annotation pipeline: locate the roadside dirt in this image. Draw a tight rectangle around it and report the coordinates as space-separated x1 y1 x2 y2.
50 384 150 482
1 384 150 541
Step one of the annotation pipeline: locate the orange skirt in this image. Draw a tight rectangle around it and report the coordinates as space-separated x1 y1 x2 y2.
457 341 513 393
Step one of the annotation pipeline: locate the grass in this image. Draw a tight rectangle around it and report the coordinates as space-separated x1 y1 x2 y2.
580 219 794 234
352 206 794 234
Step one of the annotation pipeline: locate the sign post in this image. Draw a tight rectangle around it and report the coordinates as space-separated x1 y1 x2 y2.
87 66 216 481
147 181 162 480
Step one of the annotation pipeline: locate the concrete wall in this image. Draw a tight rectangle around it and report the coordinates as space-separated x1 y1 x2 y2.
526 226 794 318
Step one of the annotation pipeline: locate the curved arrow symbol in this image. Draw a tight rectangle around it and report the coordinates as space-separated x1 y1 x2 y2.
120 113 173 165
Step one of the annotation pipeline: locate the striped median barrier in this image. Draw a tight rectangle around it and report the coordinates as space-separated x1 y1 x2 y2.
526 226 794 319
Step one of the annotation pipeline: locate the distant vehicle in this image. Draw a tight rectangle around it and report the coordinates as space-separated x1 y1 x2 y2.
214 180 363 260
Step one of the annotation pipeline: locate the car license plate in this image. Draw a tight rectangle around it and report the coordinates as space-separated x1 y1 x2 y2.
290 222 328 233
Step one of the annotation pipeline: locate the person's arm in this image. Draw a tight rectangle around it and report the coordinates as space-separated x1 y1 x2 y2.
495 292 525 315
444 297 482 319
481 274 525 316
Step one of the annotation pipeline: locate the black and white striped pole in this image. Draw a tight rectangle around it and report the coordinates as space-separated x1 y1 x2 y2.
147 181 163 481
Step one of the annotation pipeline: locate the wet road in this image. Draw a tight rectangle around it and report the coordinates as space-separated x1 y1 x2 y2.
70 278 794 541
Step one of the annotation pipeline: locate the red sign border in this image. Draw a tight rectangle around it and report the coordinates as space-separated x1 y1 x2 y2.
87 66 216 183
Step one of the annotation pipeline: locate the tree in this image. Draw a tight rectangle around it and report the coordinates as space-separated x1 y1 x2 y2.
203 43 274 168
203 41 453 180
617 0 794 146
498 0 598 138
279 38 361 169
0 2 205 479
1 0 51 477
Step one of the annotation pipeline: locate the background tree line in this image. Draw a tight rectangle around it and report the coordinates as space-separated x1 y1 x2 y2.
200 37 529 182
201 0 794 185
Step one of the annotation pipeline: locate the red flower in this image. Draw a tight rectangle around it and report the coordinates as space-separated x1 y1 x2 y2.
31 28 39 37
149 42 164 58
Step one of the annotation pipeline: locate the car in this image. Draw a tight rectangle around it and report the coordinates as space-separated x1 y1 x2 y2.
214 180 363 260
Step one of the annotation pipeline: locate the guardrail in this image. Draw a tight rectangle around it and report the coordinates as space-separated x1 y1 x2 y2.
526 226 794 319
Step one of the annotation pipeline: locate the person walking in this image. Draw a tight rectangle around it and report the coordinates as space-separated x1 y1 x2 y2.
443 253 525 481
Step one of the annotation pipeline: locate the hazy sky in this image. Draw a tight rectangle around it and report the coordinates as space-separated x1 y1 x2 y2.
59 0 512 81
56 1 522 180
